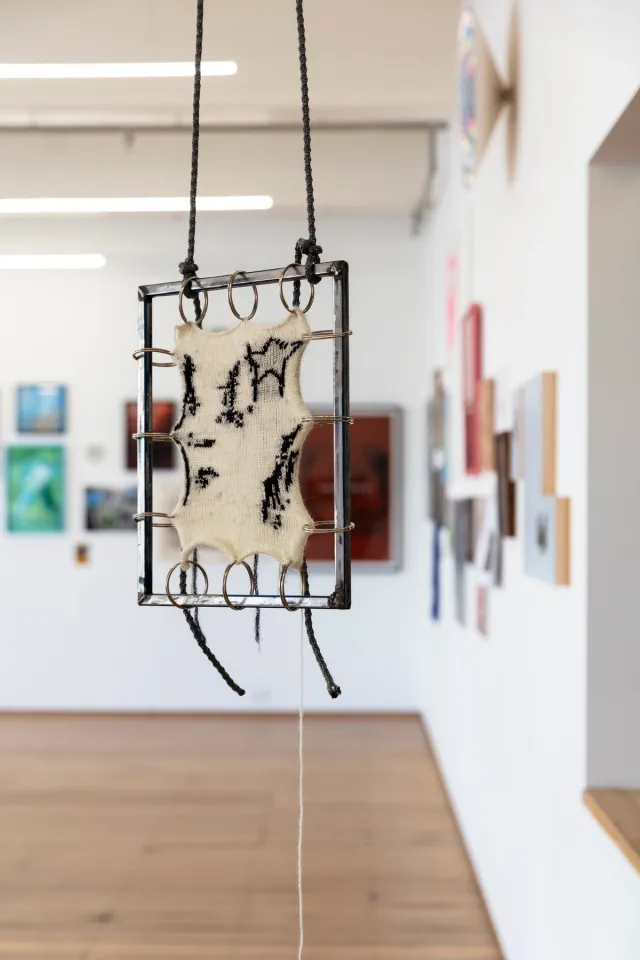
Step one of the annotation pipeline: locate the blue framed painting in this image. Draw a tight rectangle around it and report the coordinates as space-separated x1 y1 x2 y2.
17 384 67 434
6 445 65 532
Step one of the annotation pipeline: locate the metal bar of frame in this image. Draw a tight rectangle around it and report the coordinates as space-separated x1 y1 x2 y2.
136 260 351 610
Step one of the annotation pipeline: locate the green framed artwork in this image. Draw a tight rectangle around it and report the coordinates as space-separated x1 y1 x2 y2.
6 445 65 532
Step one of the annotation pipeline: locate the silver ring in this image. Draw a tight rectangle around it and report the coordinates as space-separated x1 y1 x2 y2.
227 271 259 321
131 432 174 442
279 263 315 314
302 329 352 342
279 562 302 612
132 348 176 368
166 560 209 608
178 276 209 325
303 521 355 534
222 560 256 611
301 415 354 425
133 511 174 528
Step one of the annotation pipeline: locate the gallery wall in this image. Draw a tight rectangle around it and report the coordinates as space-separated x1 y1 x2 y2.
0 213 427 711
419 0 640 958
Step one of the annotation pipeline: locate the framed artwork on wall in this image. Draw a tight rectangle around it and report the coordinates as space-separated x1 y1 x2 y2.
17 384 67 434
6 445 64 532
496 432 516 537
428 370 447 524
477 378 495 471
85 487 137 531
462 303 482 474
299 406 402 569
125 400 176 470
523 373 570 585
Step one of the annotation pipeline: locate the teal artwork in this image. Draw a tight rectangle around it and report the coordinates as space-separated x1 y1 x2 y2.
7 445 65 532
17 384 67 433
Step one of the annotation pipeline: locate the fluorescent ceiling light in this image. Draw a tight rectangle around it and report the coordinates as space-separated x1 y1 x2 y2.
0 254 106 269
0 196 273 214
0 62 237 79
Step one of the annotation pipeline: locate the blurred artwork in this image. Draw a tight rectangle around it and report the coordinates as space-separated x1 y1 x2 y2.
476 586 488 636
75 543 90 565
477 379 495 471
523 373 570 585
17 384 67 433
510 387 525 480
125 400 176 470
7 445 64 532
85 486 137 531
428 371 447 524
300 407 402 567
462 304 482 474
495 432 516 537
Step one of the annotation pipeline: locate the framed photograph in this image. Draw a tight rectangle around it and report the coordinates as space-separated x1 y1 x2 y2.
428 371 447 524
462 304 482 474
85 486 137 531
300 406 402 569
125 400 176 470
523 373 570 585
17 384 67 434
6 445 64 532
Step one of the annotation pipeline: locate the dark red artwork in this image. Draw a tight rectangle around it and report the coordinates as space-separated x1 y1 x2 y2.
126 400 177 470
300 410 399 564
462 303 482 474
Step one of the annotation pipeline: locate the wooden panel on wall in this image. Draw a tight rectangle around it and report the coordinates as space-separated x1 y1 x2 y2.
541 371 557 496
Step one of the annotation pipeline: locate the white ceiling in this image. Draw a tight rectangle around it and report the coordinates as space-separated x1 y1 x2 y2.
0 0 458 213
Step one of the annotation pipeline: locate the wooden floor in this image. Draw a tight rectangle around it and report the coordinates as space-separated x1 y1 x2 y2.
0 715 500 960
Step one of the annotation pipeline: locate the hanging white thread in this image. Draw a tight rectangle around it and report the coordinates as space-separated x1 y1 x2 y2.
298 608 305 959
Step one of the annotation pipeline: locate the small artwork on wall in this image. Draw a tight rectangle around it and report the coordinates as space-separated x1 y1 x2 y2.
428 371 447 524
300 406 402 568
17 384 67 434
6 445 64 532
462 303 482 474
477 379 495 471
476 586 489 636
495 433 516 537
125 400 176 470
523 373 570 585
510 387 525 480
85 486 137 531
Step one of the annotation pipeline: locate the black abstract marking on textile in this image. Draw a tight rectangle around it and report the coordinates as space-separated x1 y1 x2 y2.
246 338 304 403
175 354 200 431
186 432 216 448
262 425 303 530
216 361 247 428
176 440 191 506
195 466 219 490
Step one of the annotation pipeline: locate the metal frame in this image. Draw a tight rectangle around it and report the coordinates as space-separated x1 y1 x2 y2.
136 260 351 610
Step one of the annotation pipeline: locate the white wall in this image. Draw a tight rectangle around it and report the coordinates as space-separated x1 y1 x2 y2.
419 1 640 958
0 213 426 711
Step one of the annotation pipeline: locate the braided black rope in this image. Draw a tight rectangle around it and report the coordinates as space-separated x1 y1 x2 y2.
178 0 204 284
301 559 341 699
252 554 261 646
179 563 245 696
292 0 322 308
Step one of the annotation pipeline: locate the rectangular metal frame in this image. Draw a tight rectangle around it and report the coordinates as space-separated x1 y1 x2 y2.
136 260 351 609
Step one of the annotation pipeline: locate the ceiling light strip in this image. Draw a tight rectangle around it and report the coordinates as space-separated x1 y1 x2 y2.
0 197 274 214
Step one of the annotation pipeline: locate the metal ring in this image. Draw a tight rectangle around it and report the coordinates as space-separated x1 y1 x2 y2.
279 562 303 612
131 432 174 442
227 270 259 321
302 329 352 342
132 348 176 368
178 276 209 325
301 415 354 425
166 560 210 609
222 560 256 611
133 511 174 528
303 521 356 534
279 264 315 314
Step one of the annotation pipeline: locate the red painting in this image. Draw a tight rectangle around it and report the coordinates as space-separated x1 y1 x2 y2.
462 303 482 474
300 410 400 565
126 400 177 470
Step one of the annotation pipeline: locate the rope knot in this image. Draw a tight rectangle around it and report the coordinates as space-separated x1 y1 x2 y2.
178 259 200 297
296 238 323 286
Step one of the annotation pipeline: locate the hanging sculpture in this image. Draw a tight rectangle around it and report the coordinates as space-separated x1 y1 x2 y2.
133 0 352 700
